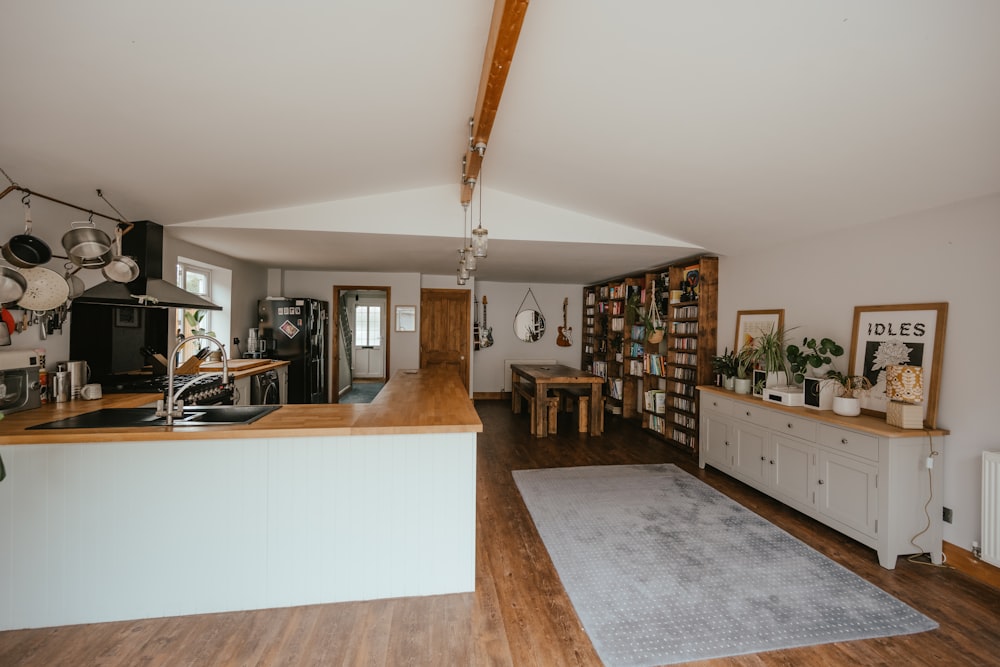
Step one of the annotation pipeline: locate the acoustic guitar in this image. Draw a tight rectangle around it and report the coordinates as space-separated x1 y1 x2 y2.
556 297 573 347
481 295 494 348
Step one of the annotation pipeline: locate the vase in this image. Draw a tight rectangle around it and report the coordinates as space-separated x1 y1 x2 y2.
734 377 752 395
832 396 861 417
723 375 735 391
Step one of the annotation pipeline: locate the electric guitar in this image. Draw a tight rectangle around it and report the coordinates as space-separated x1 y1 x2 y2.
557 297 573 347
473 296 481 351
481 295 494 348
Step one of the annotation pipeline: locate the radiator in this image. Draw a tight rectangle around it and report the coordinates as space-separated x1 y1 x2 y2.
983 451 1000 567
503 359 556 392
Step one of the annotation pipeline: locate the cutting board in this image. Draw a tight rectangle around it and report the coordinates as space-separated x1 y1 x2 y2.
199 358 271 372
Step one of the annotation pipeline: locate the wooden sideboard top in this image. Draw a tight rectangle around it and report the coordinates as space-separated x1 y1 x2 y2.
698 385 949 438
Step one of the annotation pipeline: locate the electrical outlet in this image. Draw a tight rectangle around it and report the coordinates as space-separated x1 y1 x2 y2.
942 507 953 523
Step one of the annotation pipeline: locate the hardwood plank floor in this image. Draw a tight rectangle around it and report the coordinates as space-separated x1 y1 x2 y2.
2 400 999 666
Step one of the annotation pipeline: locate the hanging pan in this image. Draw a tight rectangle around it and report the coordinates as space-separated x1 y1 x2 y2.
64 263 85 299
0 266 27 305
2 199 53 268
101 224 140 283
16 266 70 312
62 220 112 269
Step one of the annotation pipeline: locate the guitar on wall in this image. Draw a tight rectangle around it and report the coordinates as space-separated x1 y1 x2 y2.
480 295 494 348
557 297 573 347
473 296 481 351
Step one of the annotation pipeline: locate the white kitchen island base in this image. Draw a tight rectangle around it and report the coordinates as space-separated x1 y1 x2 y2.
0 431 476 631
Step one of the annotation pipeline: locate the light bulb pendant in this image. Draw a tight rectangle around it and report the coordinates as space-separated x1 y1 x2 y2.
472 226 488 258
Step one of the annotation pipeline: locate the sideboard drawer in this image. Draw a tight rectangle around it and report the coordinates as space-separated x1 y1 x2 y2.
703 395 733 416
768 412 818 442
818 424 879 462
734 403 771 428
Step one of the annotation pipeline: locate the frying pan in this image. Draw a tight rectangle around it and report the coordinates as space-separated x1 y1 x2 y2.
0 266 27 305
16 266 70 312
101 224 140 283
64 263 85 299
2 201 53 268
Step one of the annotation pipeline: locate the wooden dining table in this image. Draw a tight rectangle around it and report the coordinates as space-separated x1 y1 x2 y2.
510 363 604 437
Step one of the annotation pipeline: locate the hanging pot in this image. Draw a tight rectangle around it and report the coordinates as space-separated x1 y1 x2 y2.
0 266 27 305
62 221 113 268
64 263 85 299
16 266 70 312
101 225 140 283
2 201 53 268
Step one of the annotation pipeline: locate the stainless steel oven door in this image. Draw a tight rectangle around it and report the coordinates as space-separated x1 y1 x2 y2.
0 366 41 415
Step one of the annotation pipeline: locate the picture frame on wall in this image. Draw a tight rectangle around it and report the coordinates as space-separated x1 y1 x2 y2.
395 305 416 332
734 309 785 352
849 302 948 428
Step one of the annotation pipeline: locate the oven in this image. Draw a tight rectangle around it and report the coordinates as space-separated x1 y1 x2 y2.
101 374 235 406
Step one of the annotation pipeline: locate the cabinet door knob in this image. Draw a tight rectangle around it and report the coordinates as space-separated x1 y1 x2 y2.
761 455 766 461
787 423 793 429
841 438 849 444
818 479 825 485
746 411 752 417
770 460 775 465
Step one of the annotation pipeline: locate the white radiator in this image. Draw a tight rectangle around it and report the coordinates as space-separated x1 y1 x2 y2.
503 359 556 392
982 451 1000 566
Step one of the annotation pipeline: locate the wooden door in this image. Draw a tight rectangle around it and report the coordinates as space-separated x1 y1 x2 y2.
420 288 470 390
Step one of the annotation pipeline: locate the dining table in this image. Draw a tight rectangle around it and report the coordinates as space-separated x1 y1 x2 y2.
510 363 605 437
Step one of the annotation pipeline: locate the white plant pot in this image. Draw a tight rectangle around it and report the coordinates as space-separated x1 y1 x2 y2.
734 377 752 395
832 396 861 417
766 371 788 388
723 375 735 391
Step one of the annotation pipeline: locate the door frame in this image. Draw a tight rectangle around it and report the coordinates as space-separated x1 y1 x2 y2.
331 285 391 403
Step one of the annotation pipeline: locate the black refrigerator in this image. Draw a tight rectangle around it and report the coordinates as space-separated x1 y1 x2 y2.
258 297 328 404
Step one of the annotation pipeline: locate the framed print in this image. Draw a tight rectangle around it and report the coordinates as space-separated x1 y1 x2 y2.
395 305 416 332
849 302 948 428
734 309 785 353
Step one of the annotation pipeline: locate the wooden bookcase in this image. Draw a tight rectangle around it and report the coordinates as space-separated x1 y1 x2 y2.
585 256 718 457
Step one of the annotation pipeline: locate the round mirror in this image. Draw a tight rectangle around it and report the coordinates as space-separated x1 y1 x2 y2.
514 309 546 342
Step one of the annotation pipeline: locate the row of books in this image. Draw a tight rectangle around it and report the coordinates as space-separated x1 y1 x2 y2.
671 337 698 351
672 305 699 320
671 351 698 366
607 378 624 400
644 389 667 414
672 396 695 413
668 381 695 398
628 359 645 377
670 321 698 334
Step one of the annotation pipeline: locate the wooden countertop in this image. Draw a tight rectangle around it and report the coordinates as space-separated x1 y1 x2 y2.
0 368 482 445
198 358 290 379
698 385 949 437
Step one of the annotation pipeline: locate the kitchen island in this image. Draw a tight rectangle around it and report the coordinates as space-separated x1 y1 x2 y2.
0 367 481 631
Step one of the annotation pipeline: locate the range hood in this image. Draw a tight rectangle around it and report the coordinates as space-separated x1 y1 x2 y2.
73 221 221 311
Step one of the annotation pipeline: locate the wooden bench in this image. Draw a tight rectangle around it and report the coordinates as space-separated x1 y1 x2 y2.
555 385 604 434
512 380 559 435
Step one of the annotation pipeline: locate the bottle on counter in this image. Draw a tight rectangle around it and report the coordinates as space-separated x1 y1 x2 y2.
36 348 47 404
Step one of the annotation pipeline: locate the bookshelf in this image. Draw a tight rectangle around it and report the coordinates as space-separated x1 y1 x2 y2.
584 256 717 457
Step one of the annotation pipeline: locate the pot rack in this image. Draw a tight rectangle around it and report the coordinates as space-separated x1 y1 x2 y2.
0 166 133 235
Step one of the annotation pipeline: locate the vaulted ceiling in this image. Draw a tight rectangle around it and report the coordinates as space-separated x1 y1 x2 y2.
2 1 998 283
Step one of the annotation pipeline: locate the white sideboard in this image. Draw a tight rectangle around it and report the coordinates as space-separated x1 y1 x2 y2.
698 387 948 569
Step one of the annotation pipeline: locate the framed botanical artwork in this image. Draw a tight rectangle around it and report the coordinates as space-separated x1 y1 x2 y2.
395 305 416 332
734 309 785 353
849 303 948 428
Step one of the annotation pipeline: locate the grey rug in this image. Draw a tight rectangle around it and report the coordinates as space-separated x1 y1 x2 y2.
513 464 937 667
340 381 384 404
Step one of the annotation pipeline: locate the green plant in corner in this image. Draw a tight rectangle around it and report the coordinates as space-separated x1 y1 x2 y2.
786 337 844 384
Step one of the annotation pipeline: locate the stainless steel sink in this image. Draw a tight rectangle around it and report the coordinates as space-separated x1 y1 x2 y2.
28 405 281 430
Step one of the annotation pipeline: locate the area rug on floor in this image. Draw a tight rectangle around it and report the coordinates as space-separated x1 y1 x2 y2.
512 464 937 667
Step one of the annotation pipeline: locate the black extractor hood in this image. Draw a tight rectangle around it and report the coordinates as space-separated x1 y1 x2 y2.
73 221 221 311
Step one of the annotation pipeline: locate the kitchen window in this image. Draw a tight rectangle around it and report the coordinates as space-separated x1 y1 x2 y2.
177 262 212 357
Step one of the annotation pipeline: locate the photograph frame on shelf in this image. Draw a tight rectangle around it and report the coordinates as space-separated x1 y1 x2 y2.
849 302 948 429
734 309 785 353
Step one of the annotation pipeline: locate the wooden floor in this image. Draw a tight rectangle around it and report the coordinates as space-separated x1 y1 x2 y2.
3 400 1000 666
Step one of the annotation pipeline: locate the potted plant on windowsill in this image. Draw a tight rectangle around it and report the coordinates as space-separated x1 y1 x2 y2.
786 337 844 384
824 370 872 416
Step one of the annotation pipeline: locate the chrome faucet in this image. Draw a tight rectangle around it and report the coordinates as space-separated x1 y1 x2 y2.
157 333 229 426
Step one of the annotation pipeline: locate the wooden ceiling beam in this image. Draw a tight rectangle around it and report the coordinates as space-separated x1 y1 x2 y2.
460 0 530 205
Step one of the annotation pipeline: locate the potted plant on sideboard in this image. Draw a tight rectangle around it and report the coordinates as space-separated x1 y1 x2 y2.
751 326 792 393
786 336 844 384
711 348 739 390
824 370 872 416
733 345 758 395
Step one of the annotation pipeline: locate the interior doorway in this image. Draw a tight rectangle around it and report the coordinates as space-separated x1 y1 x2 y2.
419 288 471 391
331 285 391 403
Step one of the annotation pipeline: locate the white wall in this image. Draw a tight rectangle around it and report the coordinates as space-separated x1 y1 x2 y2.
471 281 585 394
718 192 1000 553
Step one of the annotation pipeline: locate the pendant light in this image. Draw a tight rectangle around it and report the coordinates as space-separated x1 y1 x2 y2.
472 147 488 258
462 202 477 271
